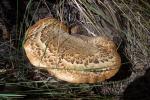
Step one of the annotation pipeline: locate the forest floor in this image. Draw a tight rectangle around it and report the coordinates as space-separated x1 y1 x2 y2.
0 0 149 100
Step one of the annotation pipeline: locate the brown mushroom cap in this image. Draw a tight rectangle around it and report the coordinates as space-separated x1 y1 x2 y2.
23 17 121 83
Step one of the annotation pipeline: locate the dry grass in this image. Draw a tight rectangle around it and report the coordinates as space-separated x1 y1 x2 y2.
0 0 149 99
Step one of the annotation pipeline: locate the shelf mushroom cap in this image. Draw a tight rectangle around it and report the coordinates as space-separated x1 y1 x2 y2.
23 17 121 83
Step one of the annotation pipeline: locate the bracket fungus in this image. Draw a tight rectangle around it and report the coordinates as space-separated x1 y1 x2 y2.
23 17 121 83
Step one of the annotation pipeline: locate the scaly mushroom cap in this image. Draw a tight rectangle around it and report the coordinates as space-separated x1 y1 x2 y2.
23 17 121 83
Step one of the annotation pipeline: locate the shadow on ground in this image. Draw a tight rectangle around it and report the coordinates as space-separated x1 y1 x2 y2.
123 68 150 100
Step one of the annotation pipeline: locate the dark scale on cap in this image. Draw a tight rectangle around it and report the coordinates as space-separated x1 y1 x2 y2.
80 60 83 64
30 42 34 46
76 60 79 64
49 59 53 62
109 56 113 59
40 31 48 42
105 52 109 55
103 59 108 62
53 47 57 51
82 57 86 61
100 54 106 58
93 59 99 64
75 59 83 64
51 62 55 65
43 55 48 59
37 50 41 55
66 58 72 63
84 60 88 66
89 58 93 63
58 60 62 63
75 59 82 64
70 54 74 57
46 55 50 58
64 58 68 62
48 48 53 53
36 44 40 48
101 60 104 63
70 59 75 64
43 58 48 62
